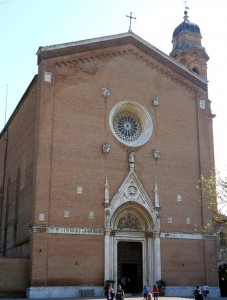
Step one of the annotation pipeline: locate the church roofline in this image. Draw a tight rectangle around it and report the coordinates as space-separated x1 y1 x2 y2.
37 32 208 89
0 75 38 138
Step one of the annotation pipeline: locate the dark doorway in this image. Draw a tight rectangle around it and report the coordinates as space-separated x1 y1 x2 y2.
117 241 142 293
121 263 137 292
218 263 227 297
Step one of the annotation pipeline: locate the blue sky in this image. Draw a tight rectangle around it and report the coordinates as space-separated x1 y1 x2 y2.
0 0 227 175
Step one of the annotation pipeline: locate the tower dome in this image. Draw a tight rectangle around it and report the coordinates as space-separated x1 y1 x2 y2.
172 11 200 38
170 9 209 80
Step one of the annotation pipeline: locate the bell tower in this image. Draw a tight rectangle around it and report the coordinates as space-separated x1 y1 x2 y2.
170 10 209 80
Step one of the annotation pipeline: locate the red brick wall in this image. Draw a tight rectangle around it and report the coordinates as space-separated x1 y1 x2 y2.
0 257 29 296
28 43 215 285
30 232 104 286
0 78 37 257
34 45 212 229
0 39 217 290
161 238 218 286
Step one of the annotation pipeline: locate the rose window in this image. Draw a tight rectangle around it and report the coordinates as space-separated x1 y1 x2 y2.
113 111 142 142
109 100 153 147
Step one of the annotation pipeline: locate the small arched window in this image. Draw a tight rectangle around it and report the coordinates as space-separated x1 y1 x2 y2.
192 67 199 75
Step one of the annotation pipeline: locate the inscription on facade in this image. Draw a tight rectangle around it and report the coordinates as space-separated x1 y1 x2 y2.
48 226 103 235
161 232 203 239
30 225 103 235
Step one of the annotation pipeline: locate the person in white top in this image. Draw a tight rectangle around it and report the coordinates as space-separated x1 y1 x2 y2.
203 283 209 298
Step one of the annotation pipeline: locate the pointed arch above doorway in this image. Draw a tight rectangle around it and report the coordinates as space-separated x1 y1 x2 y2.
104 169 161 290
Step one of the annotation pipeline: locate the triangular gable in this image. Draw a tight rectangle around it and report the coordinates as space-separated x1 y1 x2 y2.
110 170 154 215
37 31 207 89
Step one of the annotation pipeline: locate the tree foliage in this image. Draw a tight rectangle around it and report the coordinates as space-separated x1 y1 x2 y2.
197 170 227 259
198 170 227 215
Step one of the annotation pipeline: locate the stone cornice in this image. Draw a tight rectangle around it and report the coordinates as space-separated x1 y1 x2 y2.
37 32 207 91
54 46 205 93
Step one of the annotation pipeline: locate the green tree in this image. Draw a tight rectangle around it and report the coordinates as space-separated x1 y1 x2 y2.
197 169 227 255
198 170 227 215
197 170 227 297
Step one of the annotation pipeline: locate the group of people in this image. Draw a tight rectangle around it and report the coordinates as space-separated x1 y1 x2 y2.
105 284 124 300
194 284 209 299
143 285 159 300
105 283 159 300
105 282 210 300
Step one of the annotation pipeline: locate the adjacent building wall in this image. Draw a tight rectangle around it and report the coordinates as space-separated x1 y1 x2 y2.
0 257 29 297
0 76 37 258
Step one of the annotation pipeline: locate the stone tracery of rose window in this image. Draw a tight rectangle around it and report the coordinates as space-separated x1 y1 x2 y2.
113 111 142 142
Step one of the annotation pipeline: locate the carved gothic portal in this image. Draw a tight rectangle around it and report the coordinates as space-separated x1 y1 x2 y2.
104 170 161 291
104 204 161 291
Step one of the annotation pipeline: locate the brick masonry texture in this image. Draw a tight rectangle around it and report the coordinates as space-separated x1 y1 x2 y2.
0 33 218 295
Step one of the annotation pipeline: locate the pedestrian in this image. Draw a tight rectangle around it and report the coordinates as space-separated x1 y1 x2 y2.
203 283 209 298
147 293 153 300
116 284 124 300
143 285 149 300
105 283 115 300
194 286 200 299
152 284 159 300
196 289 204 300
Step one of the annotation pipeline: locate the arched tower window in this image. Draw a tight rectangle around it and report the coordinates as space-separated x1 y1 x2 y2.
192 67 199 75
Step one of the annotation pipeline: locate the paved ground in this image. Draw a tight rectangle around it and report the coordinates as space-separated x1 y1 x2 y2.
0 297 226 300
122 296 226 300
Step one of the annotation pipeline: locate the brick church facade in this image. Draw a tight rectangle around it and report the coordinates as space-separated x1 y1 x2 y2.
0 11 222 298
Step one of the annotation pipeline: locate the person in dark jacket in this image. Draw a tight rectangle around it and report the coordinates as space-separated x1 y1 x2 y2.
195 289 204 300
194 286 200 299
105 284 115 300
116 284 124 300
